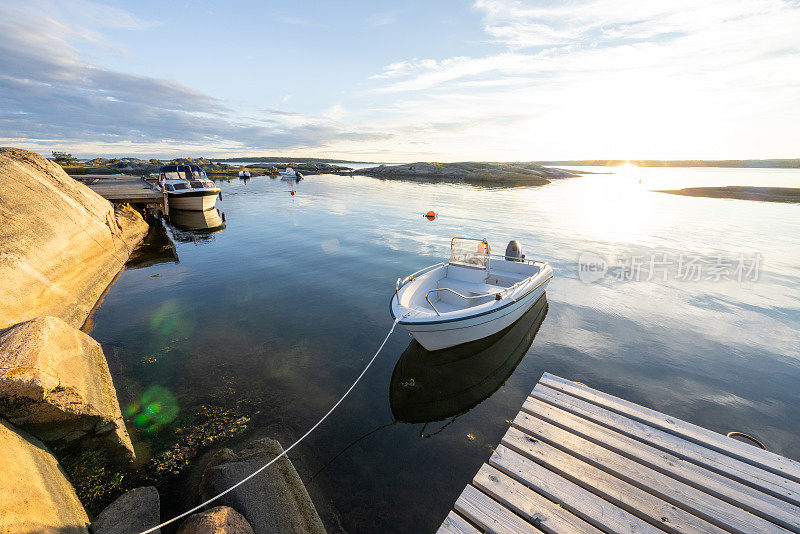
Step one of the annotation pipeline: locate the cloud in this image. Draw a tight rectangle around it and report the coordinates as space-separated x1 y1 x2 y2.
2 0 798 160
357 0 800 159
37 0 160 31
0 3 389 156
367 12 397 26
261 108 302 117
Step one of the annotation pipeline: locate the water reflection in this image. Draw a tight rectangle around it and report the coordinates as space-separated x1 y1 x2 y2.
125 218 179 269
167 208 226 243
390 294 548 424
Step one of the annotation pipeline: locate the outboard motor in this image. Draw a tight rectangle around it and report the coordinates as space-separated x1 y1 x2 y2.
505 240 525 262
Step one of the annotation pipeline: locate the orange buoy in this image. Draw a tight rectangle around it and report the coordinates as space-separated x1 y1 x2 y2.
290 190 296 196
424 210 436 221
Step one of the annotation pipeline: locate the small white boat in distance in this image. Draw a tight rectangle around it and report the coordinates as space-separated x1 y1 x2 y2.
158 164 220 211
279 166 302 180
391 238 553 351
238 169 251 178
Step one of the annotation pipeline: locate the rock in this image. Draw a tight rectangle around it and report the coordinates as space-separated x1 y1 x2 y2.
655 186 800 203
90 486 160 534
0 316 134 458
177 506 254 534
200 439 325 534
245 162 352 174
355 161 577 184
0 418 90 533
0 147 149 330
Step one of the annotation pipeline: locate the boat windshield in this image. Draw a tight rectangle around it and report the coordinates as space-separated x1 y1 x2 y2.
449 237 490 269
190 181 205 188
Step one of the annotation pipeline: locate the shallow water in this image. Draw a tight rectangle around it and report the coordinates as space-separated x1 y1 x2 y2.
89 167 800 532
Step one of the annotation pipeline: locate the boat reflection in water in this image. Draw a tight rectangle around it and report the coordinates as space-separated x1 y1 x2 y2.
125 218 179 269
167 208 226 243
390 294 548 424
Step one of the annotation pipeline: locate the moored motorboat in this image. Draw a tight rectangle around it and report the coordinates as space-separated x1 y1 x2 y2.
238 169 251 178
390 294 548 423
390 237 553 351
158 164 220 211
279 166 302 180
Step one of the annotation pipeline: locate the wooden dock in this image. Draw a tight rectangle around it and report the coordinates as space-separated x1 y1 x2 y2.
75 175 163 205
439 372 800 534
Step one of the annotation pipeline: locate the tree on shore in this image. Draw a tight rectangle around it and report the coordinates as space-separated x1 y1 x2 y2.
150 159 161 164
52 151 77 165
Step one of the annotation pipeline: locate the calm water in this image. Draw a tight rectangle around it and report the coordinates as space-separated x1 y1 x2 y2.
88 167 800 533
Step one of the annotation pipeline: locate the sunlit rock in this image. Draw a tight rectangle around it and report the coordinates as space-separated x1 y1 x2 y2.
0 147 148 330
0 316 134 459
0 418 90 534
177 506 254 534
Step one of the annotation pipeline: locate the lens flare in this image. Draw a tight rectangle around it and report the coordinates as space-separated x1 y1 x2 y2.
126 385 179 434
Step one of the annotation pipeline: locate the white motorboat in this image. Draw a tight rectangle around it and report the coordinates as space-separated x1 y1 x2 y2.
238 169 251 178
158 164 220 211
390 238 553 351
279 166 302 180
390 294 548 423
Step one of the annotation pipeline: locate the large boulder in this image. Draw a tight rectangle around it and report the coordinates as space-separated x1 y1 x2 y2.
90 486 160 534
177 506 254 534
0 147 148 330
0 418 90 534
0 316 134 458
200 439 325 534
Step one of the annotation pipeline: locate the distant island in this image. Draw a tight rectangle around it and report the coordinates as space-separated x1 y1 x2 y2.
355 161 579 185
656 186 800 203
56 155 351 177
534 159 800 168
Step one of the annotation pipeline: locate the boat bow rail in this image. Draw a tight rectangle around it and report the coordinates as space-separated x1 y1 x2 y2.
396 262 446 291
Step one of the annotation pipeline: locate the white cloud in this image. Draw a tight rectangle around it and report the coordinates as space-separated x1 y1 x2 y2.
0 3 392 157
367 12 397 26
361 0 800 159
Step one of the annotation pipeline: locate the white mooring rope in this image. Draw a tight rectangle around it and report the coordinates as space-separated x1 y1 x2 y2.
140 318 402 534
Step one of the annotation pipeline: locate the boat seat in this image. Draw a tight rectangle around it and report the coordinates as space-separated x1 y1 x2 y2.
486 269 528 288
438 278 503 297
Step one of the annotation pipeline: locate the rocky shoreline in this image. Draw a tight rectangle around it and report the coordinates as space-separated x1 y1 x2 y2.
64 157 353 177
655 186 800 203
353 161 580 185
60 156 580 186
0 148 326 533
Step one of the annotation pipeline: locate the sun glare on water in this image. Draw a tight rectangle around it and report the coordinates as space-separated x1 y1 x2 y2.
567 162 665 243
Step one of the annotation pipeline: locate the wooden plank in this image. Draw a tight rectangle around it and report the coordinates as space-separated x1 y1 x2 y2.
530 383 800 507
84 177 163 203
473 464 603 534
438 511 481 534
539 373 800 484
490 444 662 534
522 394 800 532
501 428 724 534
454 484 540 534
512 411 788 534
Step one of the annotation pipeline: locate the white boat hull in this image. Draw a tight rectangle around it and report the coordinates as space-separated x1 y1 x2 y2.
168 192 218 211
398 281 549 351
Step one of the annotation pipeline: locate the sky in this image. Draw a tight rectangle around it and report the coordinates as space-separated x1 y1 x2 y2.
1 0 799 161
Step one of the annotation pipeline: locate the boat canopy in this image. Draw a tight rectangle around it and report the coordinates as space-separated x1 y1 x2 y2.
159 164 207 180
449 237 490 269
